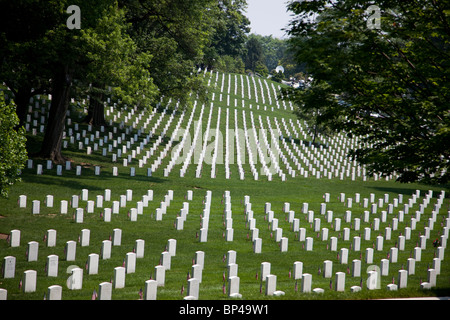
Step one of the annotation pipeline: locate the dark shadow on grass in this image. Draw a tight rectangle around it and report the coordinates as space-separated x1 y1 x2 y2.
368 185 449 196
285 137 329 149
21 168 167 191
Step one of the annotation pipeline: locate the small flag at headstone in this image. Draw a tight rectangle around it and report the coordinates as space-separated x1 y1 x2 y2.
92 289 97 300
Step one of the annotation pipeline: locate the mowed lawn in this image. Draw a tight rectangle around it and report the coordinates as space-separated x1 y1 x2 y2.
0 71 449 300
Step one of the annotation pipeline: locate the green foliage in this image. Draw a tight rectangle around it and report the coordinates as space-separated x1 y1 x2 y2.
271 71 285 83
216 55 246 74
0 91 27 198
286 0 450 184
123 0 217 107
244 36 265 72
78 3 157 109
205 0 250 64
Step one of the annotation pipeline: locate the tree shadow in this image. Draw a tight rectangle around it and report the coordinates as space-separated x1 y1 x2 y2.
368 185 448 196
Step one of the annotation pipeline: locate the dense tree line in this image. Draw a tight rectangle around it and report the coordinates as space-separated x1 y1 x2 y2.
284 0 450 184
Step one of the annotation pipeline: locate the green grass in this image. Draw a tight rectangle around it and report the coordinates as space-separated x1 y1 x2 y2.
0 72 449 301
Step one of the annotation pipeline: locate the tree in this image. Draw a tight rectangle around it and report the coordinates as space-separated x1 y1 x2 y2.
0 90 27 198
245 36 265 72
205 0 250 68
283 81 336 145
1 1 157 163
78 4 157 126
122 0 215 107
0 0 64 127
286 0 450 184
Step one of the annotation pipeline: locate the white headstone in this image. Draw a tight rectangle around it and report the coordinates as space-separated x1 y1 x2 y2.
65 240 76 261
161 251 171 270
2 256 16 279
144 279 157 300
260 262 271 281
101 240 112 260
135 239 145 258
113 267 126 289
112 228 122 246
87 253 99 275
47 285 62 300
125 252 137 274
23 270 37 293
154 265 165 287
253 238 262 253
301 273 312 293
167 239 177 256
80 229 90 247
265 274 277 296
98 282 112 300
46 255 58 277
323 260 333 278
31 200 40 214
68 267 83 290
398 269 408 289
10 229 21 247
75 208 83 223
27 241 39 262
380 259 389 276
306 237 314 251
185 278 200 300
335 272 345 292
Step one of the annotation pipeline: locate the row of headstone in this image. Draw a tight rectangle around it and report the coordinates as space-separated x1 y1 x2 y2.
24 86 363 183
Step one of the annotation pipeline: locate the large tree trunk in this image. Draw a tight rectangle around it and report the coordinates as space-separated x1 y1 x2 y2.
83 84 106 127
38 64 72 163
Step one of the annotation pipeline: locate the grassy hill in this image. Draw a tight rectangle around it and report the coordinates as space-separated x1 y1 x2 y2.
0 70 449 301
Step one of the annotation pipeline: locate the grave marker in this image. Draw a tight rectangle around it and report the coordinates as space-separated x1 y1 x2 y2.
23 270 37 293
398 270 408 289
99 282 112 300
335 272 345 292
46 255 58 277
27 241 39 262
68 267 83 290
125 252 136 274
65 241 76 261
144 279 157 300
265 274 277 296
112 228 122 246
101 240 112 260
80 229 90 247
47 285 62 300
301 273 312 293
185 278 200 300
135 239 145 258
113 267 126 289
87 253 99 275
155 265 165 287
9 229 20 247
2 256 16 279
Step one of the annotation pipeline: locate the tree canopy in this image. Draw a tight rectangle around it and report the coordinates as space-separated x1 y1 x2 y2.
286 0 450 184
